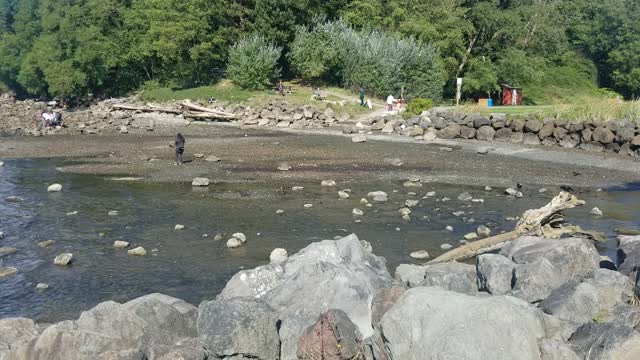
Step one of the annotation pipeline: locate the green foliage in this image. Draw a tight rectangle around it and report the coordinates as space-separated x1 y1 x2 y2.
139 83 260 103
406 98 433 116
227 34 282 90
289 21 445 100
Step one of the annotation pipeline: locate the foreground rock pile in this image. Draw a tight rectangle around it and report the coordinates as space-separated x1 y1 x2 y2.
2 233 639 359
357 108 640 157
235 99 349 129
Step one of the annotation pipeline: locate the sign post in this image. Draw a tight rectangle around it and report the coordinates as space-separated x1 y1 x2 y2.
456 78 463 107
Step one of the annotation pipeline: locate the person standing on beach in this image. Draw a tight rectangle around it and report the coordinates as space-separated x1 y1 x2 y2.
386 94 395 111
175 133 185 165
359 86 365 107
278 80 285 96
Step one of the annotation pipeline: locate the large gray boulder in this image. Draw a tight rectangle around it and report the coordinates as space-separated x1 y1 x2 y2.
197 297 279 360
569 320 640 360
437 124 461 139
501 236 600 302
541 269 633 326
218 234 394 360
476 125 496 141
3 293 199 360
617 235 640 275
476 254 516 295
540 340 580 360
395 262 478 295
0 318 41 358
379 287 553 360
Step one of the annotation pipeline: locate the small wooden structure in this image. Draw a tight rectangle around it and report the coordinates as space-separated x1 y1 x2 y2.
501 84 522 106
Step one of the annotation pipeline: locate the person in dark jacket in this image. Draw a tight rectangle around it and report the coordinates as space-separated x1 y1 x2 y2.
359 86 365 107
175 133 185 165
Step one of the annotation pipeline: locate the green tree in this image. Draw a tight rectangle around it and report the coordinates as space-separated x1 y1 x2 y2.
227 34 282 90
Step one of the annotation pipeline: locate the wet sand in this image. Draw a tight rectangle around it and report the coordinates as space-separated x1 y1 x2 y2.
1 122 639 188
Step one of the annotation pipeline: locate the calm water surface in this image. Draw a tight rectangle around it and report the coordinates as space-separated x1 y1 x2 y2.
0 158 639 322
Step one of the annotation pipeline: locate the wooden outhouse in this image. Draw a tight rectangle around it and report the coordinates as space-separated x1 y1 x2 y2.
501 84 522 106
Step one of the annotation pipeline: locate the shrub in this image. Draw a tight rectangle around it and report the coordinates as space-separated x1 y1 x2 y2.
289 21 445 100
406 98 433 115
227 34 282 90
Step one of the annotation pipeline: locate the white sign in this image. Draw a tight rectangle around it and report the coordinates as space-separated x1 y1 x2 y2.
456 78 463 86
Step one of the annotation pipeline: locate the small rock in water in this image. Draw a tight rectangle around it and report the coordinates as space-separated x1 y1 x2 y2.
226 238 244 248
66 211 78 216
505 188 523 198
276 209 284 214
452 211 465 217
405 199 419 208
425 191 436 197
352 134 367 143
0 232 3 239
471 198 485 203
365 203 373 208
590 207 603 216
47 183 63 192
441 197 451 202
36 283 49 292
5 196 23 203
457 192 472 201
352 208 364 216
477 147 491 154
321 180 336 187
408 175 421 183
303 203 313 208
37 240 55 248
464 232 478 240
410 250 430 260
108 210 119 216
445 226 454 232
127 247 147 256
205 155 221 162
277 162 291 171
440 147 453 152
0 161 3 166
477 225 491 237
213 234 224 241
403 181 422 188
0 267 17 279
194 153 205 159
338 191 350 199
398 208 412 216
232 233 247 242
0 247 17 255
292 186 304 191
368 191 388 202
269 248 288 263
119 126 128 134
53 253 73 266
191 177 210 186
113 240 130 249
484 186 492 191
538 188 548 193
386 158 404 167
467 218 476 224
360 198 368 205
440 243 453 250
174 224 185 230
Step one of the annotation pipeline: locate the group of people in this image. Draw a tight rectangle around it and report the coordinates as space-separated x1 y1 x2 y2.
359 86 402 111
40 110 62 129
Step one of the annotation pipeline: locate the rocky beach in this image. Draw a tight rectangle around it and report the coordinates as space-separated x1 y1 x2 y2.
1 96 640 359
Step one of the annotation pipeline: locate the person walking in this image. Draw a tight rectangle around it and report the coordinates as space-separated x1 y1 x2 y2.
359 86 365 107
386 94 395 112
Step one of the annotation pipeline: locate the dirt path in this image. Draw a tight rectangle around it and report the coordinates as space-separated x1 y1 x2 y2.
323 89 395 123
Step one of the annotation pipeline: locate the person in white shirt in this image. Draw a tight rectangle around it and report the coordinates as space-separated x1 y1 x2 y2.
386 95 395 111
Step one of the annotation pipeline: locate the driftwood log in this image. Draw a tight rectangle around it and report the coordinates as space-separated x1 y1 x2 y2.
111 104 182 114
429 191 603 264
111 99 236 121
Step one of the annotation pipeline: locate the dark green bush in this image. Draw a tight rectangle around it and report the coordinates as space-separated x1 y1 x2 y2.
406 98 433 115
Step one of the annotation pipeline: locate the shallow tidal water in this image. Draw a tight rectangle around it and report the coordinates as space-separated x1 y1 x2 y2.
1 158 639 322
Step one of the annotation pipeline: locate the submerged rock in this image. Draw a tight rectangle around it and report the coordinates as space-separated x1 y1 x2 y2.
351 134 367 143
410 250 430 260
36 283 49 292
590 207 603 216
127 247 147 256
174 224 185 230
505 188 523 198
191 177 210 186
338 190 350 199
37 240 55 248
0 266 17 279
0 247 17 255
321 180 336 187
113 240 130 249
53 253 73 266
47 183 63 192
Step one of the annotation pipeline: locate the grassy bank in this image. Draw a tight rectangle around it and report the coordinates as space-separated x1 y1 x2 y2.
457 97 640 122
139 80 376 119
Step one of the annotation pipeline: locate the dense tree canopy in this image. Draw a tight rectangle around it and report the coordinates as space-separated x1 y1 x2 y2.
0 0 638 101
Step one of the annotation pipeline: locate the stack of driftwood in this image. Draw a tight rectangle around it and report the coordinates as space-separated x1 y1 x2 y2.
111 99 236 121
